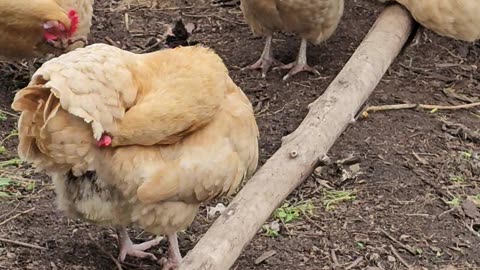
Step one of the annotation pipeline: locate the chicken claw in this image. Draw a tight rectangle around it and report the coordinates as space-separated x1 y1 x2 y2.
276 61 320 81
116 227 162 262
274 38 320 81
160 233 182 270
242 35 280 78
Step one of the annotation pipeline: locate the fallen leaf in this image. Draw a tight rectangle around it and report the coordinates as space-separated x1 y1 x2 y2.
0 178 12 187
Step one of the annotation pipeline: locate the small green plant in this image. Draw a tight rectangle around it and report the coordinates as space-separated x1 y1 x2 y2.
0 178 14 198
461 151 472 160
0 178 12 187
0 177 36 199
0 112 6 122
262 224 279 237
356 241 365 249
274 201 314 224
0 158 22 168
449 175 466 184
322 189 356 210
25 181 36 192
262 201 315 237
446 197 461 206
0 146 5 155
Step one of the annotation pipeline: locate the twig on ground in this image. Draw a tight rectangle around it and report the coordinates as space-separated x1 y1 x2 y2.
0 203 19 220
182 13 245 25
415 162 454 204
441 119 480 143
158 6 195 10
345 257 363 270
88 233 123 270
438 208 456 219
104 37 119 47
412 151 428 165
0 207 35 226
0 109 19 118
381 229 417 255
463 221 480 238
0 236 47 250
139 38 163 53
330 249 340 269
364 101 480 115
389 245 412 269
400 63 458 82
301 211 325 232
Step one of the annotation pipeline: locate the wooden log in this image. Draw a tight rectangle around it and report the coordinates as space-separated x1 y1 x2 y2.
179 5 414 270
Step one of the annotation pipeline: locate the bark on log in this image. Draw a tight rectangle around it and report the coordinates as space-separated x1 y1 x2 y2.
179 5 414 270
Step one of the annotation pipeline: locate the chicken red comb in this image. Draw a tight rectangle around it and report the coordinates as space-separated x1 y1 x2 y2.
96 134 112 148
67 9 79 37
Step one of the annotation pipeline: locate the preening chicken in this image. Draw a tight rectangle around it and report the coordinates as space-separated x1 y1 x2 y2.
12 44 259 269
0 0 93 60
240 0 344 80
379 0 480 42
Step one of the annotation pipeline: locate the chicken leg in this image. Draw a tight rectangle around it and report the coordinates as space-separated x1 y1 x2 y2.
160 233 182 270
116 226 162 262
275 38 320 81
242 35 280 78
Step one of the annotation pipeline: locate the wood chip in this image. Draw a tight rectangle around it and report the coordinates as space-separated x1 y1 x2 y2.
254 250 276 265
462 200 480 219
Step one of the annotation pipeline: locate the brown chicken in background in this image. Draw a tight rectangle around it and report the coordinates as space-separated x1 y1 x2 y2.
0 0 94 70
379 0 480 42
12 44 259 270
240 0 344 80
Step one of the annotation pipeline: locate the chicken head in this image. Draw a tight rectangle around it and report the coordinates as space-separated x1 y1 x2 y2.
43 9 87 50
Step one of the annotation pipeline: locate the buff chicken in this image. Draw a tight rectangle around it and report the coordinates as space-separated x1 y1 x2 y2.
379 0 480 42
12 44 259 269
0 0 94 67
240 0 344 80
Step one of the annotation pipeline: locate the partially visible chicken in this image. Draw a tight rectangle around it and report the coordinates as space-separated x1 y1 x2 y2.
240 0 344 80
379 0 480 42
164 19 197 49
12 44 259 269
0 0 94 70
57 0 94 51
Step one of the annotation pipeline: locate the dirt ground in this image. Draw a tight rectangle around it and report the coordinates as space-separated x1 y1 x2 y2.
1 0 480 269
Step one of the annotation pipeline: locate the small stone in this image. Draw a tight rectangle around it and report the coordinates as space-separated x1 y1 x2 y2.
387 255 396 262
349 163 361 174
270 220 280 232
462 199 480 219
207 203 226 219
369 252 380 261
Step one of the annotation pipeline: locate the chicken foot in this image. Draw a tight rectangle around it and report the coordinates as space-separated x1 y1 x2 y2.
242 35 281 78
116 226 162 262
160 233 182 270
275 38 320 81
